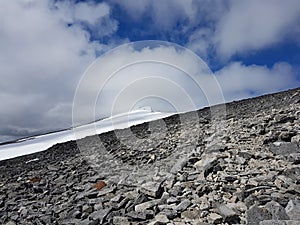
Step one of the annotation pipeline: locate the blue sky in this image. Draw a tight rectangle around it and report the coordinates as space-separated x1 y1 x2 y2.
0 0 300 141
109 0 300 72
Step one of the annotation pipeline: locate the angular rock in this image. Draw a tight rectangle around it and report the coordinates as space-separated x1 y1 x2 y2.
5 222 16 225
111 194 122 203
170 157 189 174
1 87 300 225
117 197 130 209
135 199 161 212
97 186 116 197
285 199 300 220
291 135 300 144
134 193 148 205
226 202 247 213
285 221 300 225
181 210 201 220
287 153 300 164
246 205 271 225
259 221 286 225
112 216 129 225
260 221 300 225
158 204 176 211
205 144 226 153
269 142 300 156
72 210 81 219
160 192 170 203
199 198 210 210
279 131 296 142
81 190 99 199
89 208 112 223
127 210 154 220
154 214 169 223
216 203 239 223
147 221 160 225
175 199 191 212
140 181 162 198
93 181 107 190
82 204 93 213
167 197 179 204
265 201 289 220
207 212 222 224
162 209 178 219
194 154 218 176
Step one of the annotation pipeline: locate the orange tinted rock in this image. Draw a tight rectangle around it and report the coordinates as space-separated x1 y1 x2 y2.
28 177 42 183
93 181 106 190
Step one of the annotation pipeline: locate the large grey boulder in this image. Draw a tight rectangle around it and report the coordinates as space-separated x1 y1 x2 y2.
285 199 300 220
246 205 271 225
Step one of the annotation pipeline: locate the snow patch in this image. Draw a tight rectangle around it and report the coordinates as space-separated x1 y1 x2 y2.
0 109 174 161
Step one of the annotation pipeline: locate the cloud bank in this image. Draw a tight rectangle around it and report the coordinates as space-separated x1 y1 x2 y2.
0 0 120 141
112 0 300 59
0 0 299 142
216 0 300 58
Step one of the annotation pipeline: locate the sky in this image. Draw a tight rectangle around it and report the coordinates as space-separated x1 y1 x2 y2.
1 0 300 142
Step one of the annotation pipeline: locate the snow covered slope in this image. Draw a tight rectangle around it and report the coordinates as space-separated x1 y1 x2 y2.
0 109 174 161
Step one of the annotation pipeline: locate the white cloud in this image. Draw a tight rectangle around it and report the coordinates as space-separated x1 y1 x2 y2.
0 0 299 143
73 2 110 25
73 42 299 127
0 0 119 142
150 0 194 30
72 42 225 125
111 0 300 59
216 62 300 101
54 1 118 38
181 0 300 59
110 0 150 19
110 0 197 31
215 0 300 58
187 28 213 59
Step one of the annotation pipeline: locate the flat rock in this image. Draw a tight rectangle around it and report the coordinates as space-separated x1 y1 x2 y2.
181 210 201 220
175 199 191 212
127 210 154 220
205 144 226 153
97 186 116 196
135 199 161 212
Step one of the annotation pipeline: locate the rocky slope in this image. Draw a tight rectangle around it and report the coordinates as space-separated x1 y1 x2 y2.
0 88 300 225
